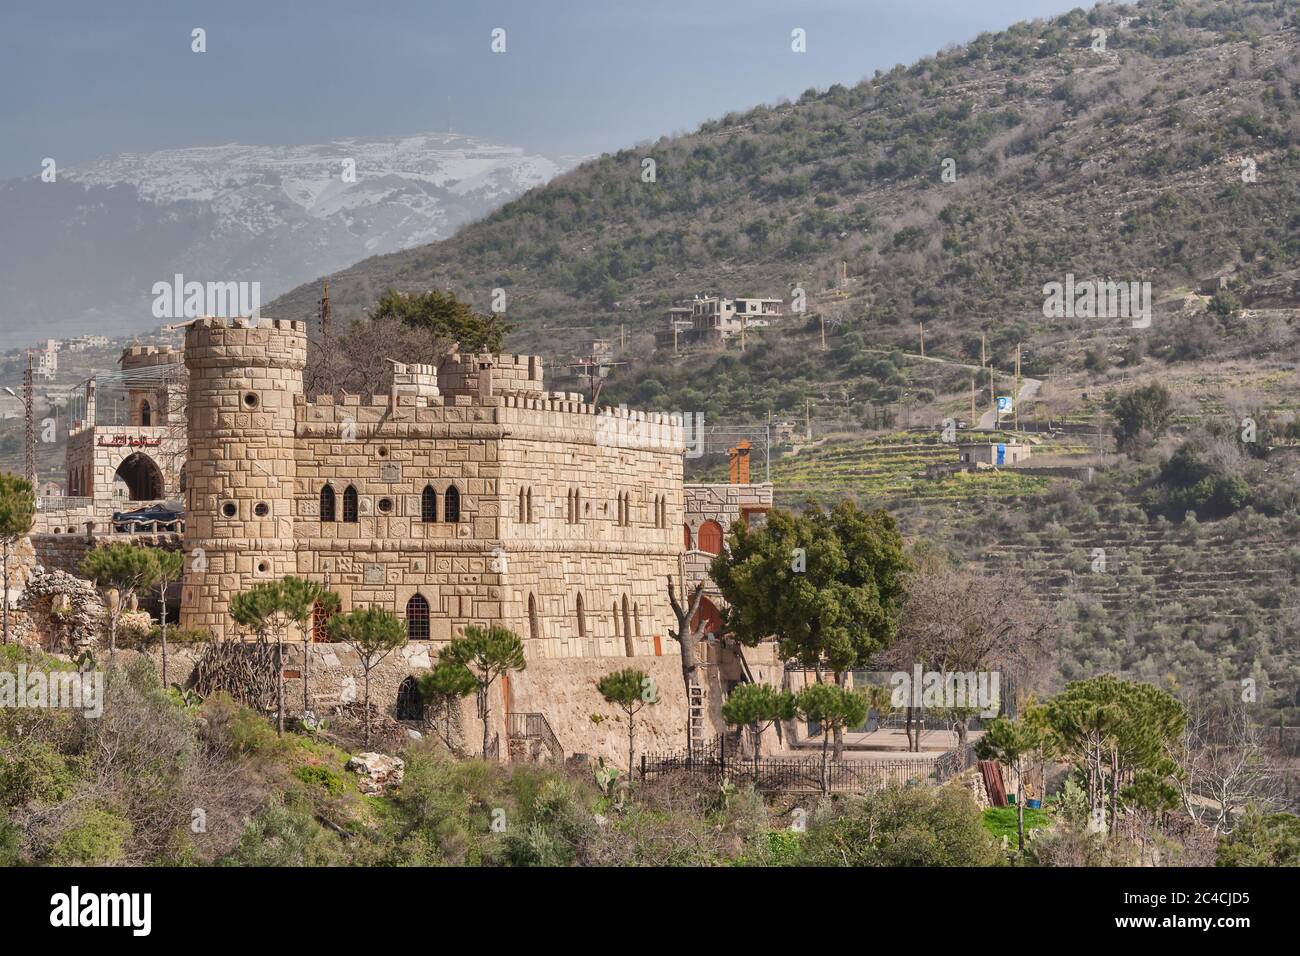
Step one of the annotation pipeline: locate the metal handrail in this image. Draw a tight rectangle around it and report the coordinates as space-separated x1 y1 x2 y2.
507 712 564 762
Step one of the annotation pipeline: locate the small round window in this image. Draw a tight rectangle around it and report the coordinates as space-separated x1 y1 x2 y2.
221 502 237 518
377 497 394 514
377 446 389 458
254 502 269 517
257 560 270 574
242 392 260 409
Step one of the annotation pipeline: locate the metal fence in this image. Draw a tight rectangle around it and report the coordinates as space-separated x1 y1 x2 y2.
640 735 976 794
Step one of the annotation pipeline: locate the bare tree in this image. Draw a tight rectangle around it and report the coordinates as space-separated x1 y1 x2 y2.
880 561 1053 751
667 576 709 754
1175 694 1284 836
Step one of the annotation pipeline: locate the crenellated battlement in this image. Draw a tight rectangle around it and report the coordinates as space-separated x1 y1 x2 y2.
185 317 307 372
120 344 183 370
437 351 545 398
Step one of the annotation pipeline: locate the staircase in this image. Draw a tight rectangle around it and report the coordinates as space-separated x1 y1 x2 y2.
507 712 564 763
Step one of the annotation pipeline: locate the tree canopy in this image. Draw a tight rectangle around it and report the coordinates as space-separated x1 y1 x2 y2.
710 501 910 672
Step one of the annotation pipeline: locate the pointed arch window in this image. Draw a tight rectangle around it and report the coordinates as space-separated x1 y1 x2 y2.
405 594 430 641
140 400 152 427
576 593 587 639
444 485 461 523
622 595 634 657
519 487 527 522
528 593 541 641
342 485 359 523
320 485 336 522
422 485 438 523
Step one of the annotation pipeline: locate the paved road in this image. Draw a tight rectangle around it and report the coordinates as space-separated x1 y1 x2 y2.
977 375 1042 430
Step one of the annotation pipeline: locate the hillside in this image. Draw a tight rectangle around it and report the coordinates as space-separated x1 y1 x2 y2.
270 0 1300 410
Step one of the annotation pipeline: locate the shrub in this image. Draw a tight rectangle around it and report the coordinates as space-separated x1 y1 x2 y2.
292 765 348 797
800 783 1003 866
49 807 133 866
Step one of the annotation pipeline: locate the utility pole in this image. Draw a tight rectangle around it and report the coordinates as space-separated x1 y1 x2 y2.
805 400 812 441
318 279 331 338
970 378 976 426
819 314 827 350
919 322 925 358
1014 342 1021 430
740 313 747 352
24 351 36 487
672 319 679 356
620 323 626 352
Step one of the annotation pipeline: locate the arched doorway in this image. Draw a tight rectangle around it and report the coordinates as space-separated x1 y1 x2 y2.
691 597 723 639
395 676 424 721
114 452 164 501
697 520 724 555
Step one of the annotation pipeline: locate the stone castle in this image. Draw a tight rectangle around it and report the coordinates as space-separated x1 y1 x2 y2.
166 316 776 758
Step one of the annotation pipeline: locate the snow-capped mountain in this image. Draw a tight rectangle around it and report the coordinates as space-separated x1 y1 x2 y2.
0 134 568 347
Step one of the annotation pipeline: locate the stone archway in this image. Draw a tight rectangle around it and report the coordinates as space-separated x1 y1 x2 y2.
114 452 164 501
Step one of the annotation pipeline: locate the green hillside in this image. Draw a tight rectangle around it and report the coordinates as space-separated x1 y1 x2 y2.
270 0 1300 422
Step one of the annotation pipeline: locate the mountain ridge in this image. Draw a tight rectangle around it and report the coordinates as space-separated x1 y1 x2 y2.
0 132 570 347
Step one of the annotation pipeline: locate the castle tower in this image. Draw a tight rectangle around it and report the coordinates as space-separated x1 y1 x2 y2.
181 318 306 636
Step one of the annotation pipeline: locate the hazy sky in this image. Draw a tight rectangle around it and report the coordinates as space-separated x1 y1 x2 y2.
0 0 1083 179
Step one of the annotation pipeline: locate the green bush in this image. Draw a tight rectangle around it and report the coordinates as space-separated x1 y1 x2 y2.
292 765 348 797
49 807 132 866
800 783 1004 866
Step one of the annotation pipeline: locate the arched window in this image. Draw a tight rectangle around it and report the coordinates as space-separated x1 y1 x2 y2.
421 485 437 523
405 594 430 640
140 400 151 427
698 520 723 555
320 485 336 522
342 485 359 523
576 593 587 638
396 676 424 721
622 595 634 657
311 600 336 642
444 485 460 523
519 487 527 522
528 593 540 641
567 489 576 524
632 602 641 637
683 523 693 550
526 488 533 523
612 602 621 638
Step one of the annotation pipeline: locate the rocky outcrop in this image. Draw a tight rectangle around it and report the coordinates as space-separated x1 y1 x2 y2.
346 752 405 795
16 566 105 653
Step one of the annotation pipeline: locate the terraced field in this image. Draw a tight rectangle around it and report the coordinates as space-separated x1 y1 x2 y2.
699 430 1095 509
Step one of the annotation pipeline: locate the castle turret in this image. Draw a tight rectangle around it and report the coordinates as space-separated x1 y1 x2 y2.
181 318 306 636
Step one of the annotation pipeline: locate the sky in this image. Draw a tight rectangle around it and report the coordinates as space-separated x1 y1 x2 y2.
0 0 1088 179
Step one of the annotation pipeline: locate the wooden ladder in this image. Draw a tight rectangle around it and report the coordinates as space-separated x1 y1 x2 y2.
688 684 707 752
